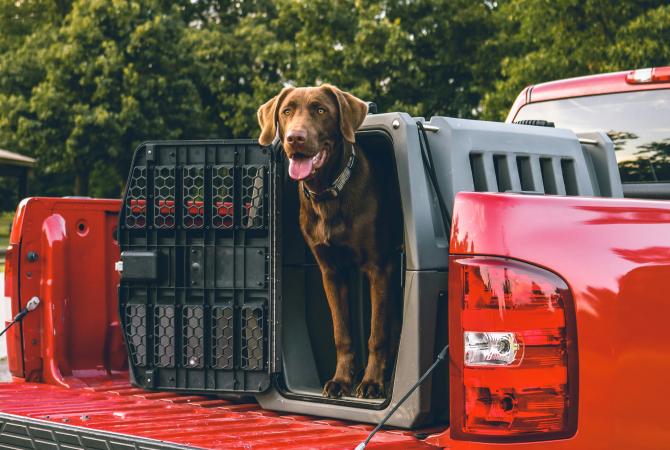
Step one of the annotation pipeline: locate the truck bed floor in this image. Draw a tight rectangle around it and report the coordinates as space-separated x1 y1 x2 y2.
0 381 439 449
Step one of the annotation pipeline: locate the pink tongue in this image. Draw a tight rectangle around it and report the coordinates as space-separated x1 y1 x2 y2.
288 157 313 180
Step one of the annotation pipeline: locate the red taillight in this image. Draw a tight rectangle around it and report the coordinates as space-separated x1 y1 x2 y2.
4 244 14 297
653 67 670 82
625 67 670 84
449 256 578 442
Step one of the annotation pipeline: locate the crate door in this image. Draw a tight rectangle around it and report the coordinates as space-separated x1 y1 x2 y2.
117 140 277 394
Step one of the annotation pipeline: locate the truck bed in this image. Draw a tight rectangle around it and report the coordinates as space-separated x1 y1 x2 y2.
1 198 443 448
0 380 438 449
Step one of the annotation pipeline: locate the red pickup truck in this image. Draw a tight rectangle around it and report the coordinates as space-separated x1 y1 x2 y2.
2 67 669 450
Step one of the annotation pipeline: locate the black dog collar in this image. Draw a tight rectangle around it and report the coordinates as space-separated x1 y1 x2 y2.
302 144 356 201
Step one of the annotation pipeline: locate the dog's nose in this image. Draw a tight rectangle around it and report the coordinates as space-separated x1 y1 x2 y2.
286 129 307 147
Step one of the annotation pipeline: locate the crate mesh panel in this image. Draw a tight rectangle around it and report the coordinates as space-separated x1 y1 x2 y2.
211 304 234 369
182 306 205 368
153 305 175 368
241 305 265 370
212 165 234 229
182 166 205 229
125 167 146 228
154 166 175 228
120 141 272 394
125 304 147 367
242 166 265 229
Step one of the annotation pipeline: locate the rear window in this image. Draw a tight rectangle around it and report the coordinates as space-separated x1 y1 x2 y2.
513 90 670 183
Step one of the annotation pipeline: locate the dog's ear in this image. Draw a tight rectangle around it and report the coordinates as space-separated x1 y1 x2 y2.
257 87 294 146
320 84 368 144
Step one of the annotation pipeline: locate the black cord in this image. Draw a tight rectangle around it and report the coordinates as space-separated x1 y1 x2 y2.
356 344 449 450
416 121 452 234
0 297 40 338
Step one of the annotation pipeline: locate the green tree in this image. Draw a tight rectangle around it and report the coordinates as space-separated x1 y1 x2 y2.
186 0 498 138
609 4 670 69
0 0 216 196
3 0 667 200
1 0 498 197
0 1 65 198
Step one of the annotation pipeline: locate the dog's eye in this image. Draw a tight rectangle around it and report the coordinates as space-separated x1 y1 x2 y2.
282 107 291 116
317 107 326 115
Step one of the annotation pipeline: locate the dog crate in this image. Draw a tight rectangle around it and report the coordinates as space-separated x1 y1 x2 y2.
118 115 621 428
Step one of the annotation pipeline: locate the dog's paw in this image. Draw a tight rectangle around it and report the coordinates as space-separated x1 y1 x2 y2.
355 380 385 399
323 379 351 398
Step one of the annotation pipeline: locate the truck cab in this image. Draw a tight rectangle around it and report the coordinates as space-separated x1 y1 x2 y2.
507 66 670 199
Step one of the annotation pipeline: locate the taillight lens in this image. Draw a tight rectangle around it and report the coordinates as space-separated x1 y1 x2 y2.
4 244 14 297
449 256 578 442
626 66 670 84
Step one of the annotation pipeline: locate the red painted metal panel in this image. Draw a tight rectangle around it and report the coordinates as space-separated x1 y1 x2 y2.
529 70 669 103
0 382 437 449
437 192 670 449
5 197 126 384
3 244 23 376
504 86 530 123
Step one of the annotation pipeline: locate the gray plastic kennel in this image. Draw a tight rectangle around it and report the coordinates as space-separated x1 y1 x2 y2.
118 113 621 429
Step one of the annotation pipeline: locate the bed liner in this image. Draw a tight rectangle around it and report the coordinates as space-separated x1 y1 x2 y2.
0 380 440 449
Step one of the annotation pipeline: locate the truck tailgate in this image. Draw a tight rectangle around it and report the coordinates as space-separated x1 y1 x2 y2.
0 381 437 449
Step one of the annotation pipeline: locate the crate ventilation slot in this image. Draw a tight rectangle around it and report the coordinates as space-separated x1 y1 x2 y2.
469 151 578 195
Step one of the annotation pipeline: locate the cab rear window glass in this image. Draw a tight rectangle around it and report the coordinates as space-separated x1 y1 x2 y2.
514 90 670 183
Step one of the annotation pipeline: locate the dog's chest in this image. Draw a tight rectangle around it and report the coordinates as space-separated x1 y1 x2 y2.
301 203 350 248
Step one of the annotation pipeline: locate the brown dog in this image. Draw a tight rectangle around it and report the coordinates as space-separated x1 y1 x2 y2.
257 85 400 399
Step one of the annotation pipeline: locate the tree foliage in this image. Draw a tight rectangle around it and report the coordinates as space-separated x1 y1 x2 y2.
0 0 667 198
1 0 216 196
482 1 670 120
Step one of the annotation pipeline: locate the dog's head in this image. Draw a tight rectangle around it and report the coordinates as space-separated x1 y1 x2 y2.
257 85 368 181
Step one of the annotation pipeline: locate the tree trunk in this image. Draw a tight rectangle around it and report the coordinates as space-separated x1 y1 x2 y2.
74 171 90 196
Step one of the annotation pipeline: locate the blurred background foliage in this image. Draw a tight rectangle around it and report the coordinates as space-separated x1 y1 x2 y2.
0 0 668 201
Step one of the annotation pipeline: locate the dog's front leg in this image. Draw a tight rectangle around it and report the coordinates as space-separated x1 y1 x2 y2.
356 263 393 399
315 252 354 398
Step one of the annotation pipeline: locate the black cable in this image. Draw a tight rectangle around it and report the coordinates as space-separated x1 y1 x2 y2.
0 297 40 338
355 344 449 450
416 122 452 234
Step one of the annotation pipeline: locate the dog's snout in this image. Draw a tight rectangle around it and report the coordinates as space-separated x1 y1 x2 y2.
286 129 307 147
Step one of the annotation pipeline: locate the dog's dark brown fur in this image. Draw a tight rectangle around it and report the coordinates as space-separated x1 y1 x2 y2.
258 85 401 399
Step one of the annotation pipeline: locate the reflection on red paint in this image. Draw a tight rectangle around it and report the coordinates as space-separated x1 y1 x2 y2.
576 205 670 225
613 246 670 264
